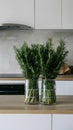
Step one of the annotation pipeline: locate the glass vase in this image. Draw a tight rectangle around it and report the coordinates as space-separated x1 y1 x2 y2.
24 78 39 104
41 79 56 105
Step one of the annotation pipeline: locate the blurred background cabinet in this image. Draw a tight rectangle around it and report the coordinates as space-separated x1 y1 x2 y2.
56 81 73 95
62 0 73 29
0 0 34 27
35 0 61 29
35 0 73 29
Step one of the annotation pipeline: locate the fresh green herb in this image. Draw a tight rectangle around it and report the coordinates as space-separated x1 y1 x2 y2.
41 38 68 79
14 39 68 79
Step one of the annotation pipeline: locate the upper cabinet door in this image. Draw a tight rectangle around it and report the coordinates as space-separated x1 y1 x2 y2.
62 0 73 29
0 0 34 27
35 0 61 29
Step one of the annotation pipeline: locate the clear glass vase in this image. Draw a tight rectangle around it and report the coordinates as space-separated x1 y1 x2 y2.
41 79 56 105
24 78 39 104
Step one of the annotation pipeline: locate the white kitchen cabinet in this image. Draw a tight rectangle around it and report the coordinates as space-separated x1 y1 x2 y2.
0 114 51 130
56 81 73 95
0 0 34 27
62 0 73 29
35 0 61 29
53 114 73 130
35 0 73 29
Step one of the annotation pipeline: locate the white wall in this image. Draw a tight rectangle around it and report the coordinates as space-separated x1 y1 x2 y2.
0 29 73 74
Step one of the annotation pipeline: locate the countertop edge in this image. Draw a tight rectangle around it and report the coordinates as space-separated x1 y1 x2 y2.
0 75 73 81
0 110 73 114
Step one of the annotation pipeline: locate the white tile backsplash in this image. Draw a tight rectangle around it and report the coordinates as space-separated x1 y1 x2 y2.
0 29 73 74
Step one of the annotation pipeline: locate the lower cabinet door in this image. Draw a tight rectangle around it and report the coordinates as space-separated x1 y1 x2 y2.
53 114 73 130
0 114 51 130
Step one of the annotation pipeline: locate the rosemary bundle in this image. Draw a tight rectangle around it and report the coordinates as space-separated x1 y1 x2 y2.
14 38 68 104
14 42 42 104
40 38 68 104
14 42 42 80
40 38 68 79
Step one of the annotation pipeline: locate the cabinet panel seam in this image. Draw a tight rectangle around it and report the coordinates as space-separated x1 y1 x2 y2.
51 114 53 130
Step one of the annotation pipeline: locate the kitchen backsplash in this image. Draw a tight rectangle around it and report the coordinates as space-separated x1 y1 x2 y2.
0 29 73 74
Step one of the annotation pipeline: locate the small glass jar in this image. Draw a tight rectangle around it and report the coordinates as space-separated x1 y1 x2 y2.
24 78 39 104
41 79 56 105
